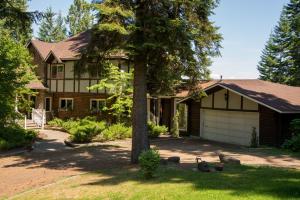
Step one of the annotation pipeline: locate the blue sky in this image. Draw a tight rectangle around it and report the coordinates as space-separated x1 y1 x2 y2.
28 0 289 79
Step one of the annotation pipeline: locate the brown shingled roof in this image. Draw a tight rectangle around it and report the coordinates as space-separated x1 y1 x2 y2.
25 80 48 90
181 79 300 113
29 30 126 62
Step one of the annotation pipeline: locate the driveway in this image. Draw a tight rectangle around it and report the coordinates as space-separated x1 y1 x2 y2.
0 129 299 198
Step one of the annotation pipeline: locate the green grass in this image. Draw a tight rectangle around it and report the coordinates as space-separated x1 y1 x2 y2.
13 164 300 200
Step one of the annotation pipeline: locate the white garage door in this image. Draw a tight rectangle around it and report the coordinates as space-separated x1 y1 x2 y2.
200 109 259 146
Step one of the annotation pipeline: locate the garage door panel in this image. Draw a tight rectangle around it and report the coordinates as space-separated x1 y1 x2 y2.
200 109 259 146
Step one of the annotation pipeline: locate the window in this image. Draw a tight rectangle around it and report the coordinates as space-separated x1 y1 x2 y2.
90 99 106 111
51 65 64 79
45 97 52 112
59 98 73 111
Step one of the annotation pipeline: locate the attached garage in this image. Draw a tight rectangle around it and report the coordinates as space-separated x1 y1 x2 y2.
181 80 300 146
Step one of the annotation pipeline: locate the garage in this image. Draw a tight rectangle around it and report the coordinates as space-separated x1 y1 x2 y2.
200 109 259 146
182 79 300 147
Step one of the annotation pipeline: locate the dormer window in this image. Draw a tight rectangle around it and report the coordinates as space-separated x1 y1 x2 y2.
51 64 64 79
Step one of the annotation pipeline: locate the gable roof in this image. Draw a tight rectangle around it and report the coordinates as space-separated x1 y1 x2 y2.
179 79 300 113
28 30 127 62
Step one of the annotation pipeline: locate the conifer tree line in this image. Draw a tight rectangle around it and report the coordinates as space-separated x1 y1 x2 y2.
38 0 93 42
258 0 300 86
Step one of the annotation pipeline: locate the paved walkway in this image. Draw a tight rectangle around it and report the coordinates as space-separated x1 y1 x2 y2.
0 129 300 198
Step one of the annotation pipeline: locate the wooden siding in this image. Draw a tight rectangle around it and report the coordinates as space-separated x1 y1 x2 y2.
259 105 279 146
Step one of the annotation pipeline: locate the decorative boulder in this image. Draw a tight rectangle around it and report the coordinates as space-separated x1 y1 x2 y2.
214 163 224 171
197 161 210 172
167 156 180 164
64 140 77 148
218 153 241 165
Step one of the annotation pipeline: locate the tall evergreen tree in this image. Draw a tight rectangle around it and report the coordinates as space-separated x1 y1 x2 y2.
86 0 222 163
258 0 300 86
67 0 93 36
38 7 56 42
53 12 67 42
0 0 41 43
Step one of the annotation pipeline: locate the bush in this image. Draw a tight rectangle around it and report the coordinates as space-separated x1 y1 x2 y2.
147 121 168 138
48 118 64 127
69 121 106 143
0 125 37 150
97 123 132 142
250 127 258 148
171 112 179 138
139 149 160 179
282 119 300 152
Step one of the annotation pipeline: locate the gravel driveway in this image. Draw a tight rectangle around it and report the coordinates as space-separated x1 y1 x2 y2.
0 129 299 198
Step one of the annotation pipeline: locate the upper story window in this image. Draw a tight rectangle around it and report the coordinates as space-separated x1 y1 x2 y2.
51 64 64 79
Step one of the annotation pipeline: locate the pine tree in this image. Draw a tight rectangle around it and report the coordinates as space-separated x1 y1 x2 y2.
86 0 222 163
67 0 93 36
53 12 67 42
258 0 300 86
38 7 56 42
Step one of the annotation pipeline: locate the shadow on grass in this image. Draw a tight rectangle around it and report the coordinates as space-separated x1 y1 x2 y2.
82 164 300 199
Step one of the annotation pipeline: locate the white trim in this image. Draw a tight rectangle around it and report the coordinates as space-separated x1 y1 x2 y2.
59 98 74 111
45 97 52 112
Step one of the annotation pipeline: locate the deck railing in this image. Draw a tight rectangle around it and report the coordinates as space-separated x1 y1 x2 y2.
32 108 45 129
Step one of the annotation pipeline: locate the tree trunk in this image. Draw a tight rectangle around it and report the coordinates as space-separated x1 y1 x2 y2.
131 56 149 164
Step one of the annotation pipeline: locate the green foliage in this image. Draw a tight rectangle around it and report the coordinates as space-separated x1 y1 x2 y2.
97 123 132 142
282 118 300 152
171 112 179 138
38 7 67 42
250 127 258 148
0 125 37 150
48 118 64 127
138 149 160 179
0 24 35 127
147 122 168 138
53 12 67 41
89 63 133 123
258 0 300 86
67 0 93 36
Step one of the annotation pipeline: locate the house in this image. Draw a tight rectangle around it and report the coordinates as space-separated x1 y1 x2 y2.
26 31 178 129
178 79 300 146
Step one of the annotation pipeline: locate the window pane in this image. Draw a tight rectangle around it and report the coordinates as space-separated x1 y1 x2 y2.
58 65 64 72
98 101 106 110
91 100 97 110
52 66 57 78
60 99 66 109
66 100 73 110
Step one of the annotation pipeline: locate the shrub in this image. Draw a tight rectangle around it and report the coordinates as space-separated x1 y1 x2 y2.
69 121 106 143
48 118 64 127
97 123 132 142
282 134 300 152
250 127 258 147
139 149 160 179
0 125 37 150
147 121 168 138
171 112 179 138
282 119 300 152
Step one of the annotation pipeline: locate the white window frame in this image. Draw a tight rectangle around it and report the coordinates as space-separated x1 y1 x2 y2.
59 98 74 111
45 97 52 112
51 64 64 79
90 99 106 111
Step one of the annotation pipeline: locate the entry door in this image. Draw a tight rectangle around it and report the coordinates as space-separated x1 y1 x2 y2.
200 109 259 146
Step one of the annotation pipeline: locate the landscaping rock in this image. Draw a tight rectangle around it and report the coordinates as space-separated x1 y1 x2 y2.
218 153 241 165
214 163 224 171
197 161 210 172
167 156 180 164
64 140 77 148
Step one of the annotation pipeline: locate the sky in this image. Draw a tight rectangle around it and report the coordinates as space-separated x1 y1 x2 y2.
28 0 289 79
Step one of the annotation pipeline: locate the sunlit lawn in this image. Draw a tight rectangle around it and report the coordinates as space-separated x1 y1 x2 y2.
12 164 300 200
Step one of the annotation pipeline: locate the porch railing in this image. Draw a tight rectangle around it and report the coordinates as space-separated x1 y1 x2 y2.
32 108 46 129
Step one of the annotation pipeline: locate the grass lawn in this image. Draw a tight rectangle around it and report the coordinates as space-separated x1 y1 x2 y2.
12 164 300 200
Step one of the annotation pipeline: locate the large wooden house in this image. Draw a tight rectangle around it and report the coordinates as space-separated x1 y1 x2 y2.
26 31 180 129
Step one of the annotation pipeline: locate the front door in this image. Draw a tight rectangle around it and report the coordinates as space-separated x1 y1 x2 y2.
160 99 171 130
